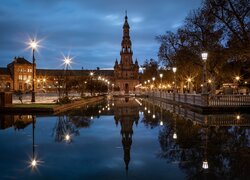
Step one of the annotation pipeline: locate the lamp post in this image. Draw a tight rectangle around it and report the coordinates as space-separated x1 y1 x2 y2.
201 52 208 94
152 77 155 87
90 72 94 96
172 67 177 93
187 78 191 93
30 39 38 102
235 76 240 94
152 77 155 97
160 73 163 98
64 56 71 98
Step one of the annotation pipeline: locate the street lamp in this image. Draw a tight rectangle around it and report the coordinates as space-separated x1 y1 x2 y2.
90 72 94 96
201 52 208 94
30 39 38 102
187 77 191 93
160 73 163 98
152 77 155 88
64 56 72 98
172 67 177 93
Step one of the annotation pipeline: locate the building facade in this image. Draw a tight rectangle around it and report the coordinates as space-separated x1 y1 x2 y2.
0 57 113 92
114 14 139 94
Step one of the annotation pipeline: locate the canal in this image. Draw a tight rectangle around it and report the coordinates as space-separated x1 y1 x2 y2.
0 97 249 179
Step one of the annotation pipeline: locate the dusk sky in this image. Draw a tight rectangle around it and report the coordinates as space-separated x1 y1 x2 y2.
0 0 202 70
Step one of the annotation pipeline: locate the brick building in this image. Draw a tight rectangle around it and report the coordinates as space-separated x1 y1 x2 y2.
0 56 113 92
114 14 139 94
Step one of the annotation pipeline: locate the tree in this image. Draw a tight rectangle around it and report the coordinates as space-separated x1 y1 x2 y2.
141 58 158 81
207 0 250 61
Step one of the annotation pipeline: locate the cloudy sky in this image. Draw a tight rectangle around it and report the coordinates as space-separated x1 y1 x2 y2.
0 0 202 70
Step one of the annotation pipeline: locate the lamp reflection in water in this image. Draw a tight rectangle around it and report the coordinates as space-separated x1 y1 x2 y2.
65 134 71 142
29 115 41 170
202 122 209 170
52 116 79 143
152 98 155 119
173 114 177 140
172 106 177 140
160 101 163 126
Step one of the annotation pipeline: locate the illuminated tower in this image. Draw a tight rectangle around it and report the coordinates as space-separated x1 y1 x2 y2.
114 12 139 94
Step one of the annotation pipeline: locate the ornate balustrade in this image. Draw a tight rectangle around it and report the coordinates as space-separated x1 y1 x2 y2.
145 91 250 107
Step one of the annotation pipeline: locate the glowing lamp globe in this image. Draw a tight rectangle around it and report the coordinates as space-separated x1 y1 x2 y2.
202 160 209 169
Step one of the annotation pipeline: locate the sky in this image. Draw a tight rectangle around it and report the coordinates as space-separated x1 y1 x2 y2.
0 0 202 70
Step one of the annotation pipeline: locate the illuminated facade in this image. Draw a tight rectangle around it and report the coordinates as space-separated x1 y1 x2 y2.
0 57 113 92
114 14 139 94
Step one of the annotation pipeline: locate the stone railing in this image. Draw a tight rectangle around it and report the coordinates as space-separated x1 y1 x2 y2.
145 91 250 107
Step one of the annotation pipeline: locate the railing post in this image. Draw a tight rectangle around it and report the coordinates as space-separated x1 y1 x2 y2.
201 94 209 106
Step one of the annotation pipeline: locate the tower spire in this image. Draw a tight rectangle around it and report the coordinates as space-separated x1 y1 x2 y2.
121 11 131 54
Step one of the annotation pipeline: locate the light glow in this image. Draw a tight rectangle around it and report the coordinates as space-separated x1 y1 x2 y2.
31 159 37 167
201 52 208 61
202 160 209 169
30 40 38 49
173 132 177 139
172 67 177 73
65 134 70 141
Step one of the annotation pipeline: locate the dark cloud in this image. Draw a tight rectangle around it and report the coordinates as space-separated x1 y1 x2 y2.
0 0 201 69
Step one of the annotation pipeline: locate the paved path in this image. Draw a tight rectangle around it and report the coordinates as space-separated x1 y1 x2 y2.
12 93 81 104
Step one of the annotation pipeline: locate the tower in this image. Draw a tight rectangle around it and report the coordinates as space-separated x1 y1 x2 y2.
114 12 139 94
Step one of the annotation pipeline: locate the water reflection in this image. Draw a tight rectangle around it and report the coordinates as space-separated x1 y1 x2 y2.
143 98 250 179
29 115 40 170
0 97 249 179
113 97 140 174
52 116 79 143
0 114 33 130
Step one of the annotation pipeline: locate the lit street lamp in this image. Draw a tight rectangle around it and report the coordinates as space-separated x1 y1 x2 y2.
235 76 240 94
201 52 208 94
30 39 38 102
64 56 72 98
160 73 163 98
187 77 191 93
172 67 177 93
90 72 94 96
152 77 155 88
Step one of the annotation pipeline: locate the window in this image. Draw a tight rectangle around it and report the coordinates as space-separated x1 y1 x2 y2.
18 75 22 80
23 75 27 81
19 83 22 90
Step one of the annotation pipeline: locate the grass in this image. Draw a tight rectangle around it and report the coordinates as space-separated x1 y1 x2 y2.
11 103 58 108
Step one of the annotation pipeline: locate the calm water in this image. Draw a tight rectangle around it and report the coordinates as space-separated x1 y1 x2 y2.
0 98 249 180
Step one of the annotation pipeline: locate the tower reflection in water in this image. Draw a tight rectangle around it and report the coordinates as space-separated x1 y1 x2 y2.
113 97 140 174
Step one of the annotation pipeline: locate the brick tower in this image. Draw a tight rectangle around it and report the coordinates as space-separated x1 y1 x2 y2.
114 12 139 94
